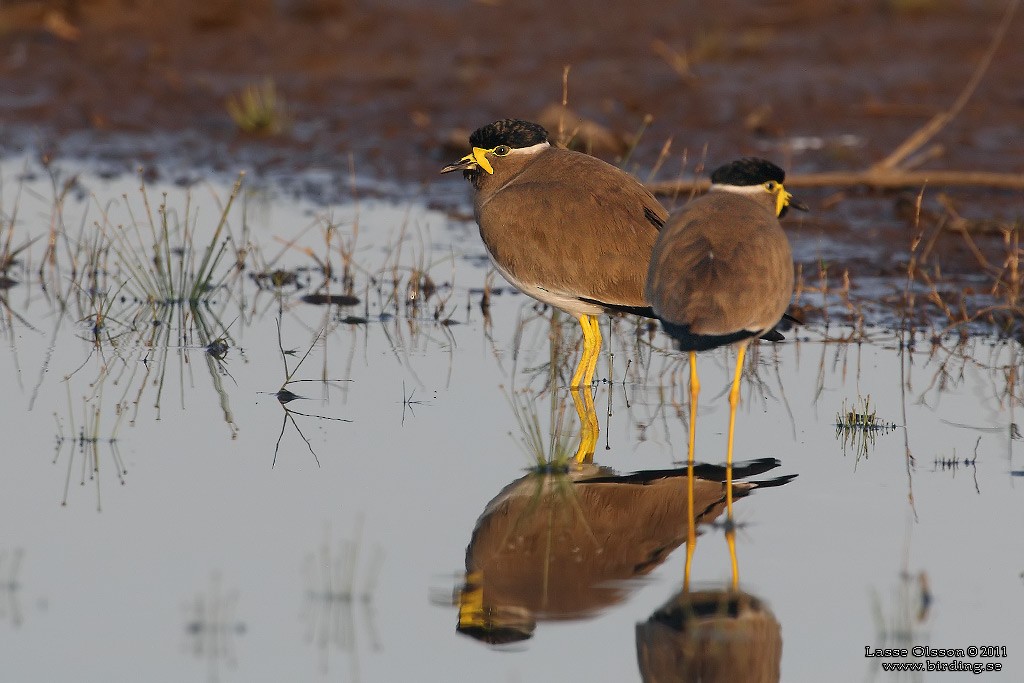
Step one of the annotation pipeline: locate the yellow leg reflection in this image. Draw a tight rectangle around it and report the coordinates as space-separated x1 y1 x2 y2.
725 342 748 590
571 385 599 464
683 457 696 592
726 525 739 591
684 351 699 591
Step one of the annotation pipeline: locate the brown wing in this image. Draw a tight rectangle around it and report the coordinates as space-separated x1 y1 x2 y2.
477 148 668 309
646 192 793 336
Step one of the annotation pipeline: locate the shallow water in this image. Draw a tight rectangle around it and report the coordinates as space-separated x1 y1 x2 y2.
0 164 1021 682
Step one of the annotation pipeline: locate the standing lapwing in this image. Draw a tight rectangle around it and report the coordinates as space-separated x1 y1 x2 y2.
645 157 806 578
441 118 669 389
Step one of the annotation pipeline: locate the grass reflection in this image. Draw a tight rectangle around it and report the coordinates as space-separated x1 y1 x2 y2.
301 520 382 677
0 548 25 629
183 572 245 683
52 385 125 511
266 316 352 467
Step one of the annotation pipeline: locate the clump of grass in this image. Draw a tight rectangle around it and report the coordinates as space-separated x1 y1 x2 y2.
226 78 289 136
835 395 898 460
61 173 252 434
836 395 890 431
99 172 246 306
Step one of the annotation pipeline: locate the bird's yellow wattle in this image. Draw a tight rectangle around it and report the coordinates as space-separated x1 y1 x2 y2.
471 147 494 174
776 187 793 217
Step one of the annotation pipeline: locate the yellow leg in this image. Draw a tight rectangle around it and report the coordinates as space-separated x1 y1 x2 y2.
571 386 599 464
687 351 699 466
583 315 602 387
725 342 748 590
684 351 699 591
725 344 746 511
570 315 594 388
570 315 603 389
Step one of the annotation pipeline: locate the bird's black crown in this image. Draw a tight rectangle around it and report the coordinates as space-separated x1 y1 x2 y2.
710 158 786 186
469 119 549 150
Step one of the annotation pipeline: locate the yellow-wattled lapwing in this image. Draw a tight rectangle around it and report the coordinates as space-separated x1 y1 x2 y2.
645 157 806 584
441 118 669 389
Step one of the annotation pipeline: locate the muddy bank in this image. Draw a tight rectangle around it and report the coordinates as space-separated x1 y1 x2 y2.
1 1 1020 179
1 0 1022 331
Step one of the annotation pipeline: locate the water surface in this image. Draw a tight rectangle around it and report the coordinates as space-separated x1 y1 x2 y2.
0 164 1020 682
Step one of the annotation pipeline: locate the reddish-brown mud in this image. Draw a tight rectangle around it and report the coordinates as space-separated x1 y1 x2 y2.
1 0 1022 330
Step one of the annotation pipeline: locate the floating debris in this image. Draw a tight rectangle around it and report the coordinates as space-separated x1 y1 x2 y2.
300 293 360 306
276 389 300 404
206 338 229 360
251 269 300 289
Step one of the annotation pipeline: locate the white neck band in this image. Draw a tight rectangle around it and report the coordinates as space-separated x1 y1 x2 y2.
710 183 767 196
507 141 551 156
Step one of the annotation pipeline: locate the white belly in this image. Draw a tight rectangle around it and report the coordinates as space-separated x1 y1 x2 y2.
487 253 604 319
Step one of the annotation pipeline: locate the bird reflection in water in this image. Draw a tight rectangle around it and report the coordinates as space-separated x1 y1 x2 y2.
453 389 794 647
632 473 787 683
636 587 783 683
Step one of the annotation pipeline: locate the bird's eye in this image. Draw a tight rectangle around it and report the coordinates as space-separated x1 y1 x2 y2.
764 181 778 191
493 145 511 156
